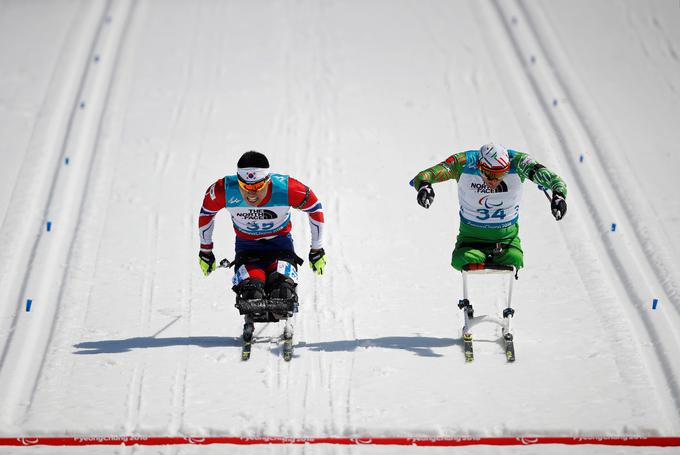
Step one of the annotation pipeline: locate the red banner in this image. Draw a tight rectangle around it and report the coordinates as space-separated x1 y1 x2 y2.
1 436 680 447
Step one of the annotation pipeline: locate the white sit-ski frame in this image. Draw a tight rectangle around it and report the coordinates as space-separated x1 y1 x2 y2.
461 265 516 339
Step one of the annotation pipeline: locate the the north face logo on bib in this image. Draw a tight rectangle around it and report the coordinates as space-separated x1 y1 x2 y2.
470 181 508 193
236 209 278 220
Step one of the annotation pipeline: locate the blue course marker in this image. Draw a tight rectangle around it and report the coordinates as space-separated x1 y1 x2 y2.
46 221 52 232
611 223 617 232
80 101 85 109
65 157 70 165
653 299 658 310
579 154 584 163
26 299 32 312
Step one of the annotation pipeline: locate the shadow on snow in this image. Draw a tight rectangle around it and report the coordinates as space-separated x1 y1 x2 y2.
73 335 461 357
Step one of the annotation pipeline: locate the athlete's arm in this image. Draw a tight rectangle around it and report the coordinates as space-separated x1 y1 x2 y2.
514 152 568 197
198 178 226 253
288 177 324 249
410 152 467 189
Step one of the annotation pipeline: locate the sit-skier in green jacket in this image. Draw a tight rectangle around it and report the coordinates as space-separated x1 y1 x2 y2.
410 143 567 271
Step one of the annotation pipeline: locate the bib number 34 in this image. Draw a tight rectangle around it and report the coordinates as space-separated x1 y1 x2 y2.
476 208 506 220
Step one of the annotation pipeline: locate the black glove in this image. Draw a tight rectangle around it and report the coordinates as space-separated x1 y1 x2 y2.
417 183 435 209
198 251 216 276
551 192 567 221
309 248 326 275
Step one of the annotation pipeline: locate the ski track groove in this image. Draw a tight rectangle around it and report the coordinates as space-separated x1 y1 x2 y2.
626 5 680 103
0 0 103 349
487 0 680 432
125 364 143 434
128 199 159 434
170 225 193 435
0 0 139 428
520 0 680 318
518 0 680 424
141 212 159 327
0 0 107 375
169 363 186 435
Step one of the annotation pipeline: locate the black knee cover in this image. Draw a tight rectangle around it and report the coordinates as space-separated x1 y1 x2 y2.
233 278 265 300
266 273 297 300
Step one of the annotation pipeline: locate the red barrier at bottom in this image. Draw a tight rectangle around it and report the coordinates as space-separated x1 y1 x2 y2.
1 436 680 447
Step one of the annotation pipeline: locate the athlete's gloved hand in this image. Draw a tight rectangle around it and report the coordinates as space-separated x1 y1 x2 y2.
199 251 216 276
309 248 326 275
551 191 567 221
417 182 435 209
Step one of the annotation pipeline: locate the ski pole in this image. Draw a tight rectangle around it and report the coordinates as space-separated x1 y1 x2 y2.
538 185 551 201
218 258 234 269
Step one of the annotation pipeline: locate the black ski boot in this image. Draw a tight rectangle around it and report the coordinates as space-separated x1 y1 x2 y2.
233 278 265 315
266 273 298 320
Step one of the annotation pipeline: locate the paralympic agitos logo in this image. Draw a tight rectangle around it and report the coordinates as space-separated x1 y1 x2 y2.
478 195 503 209
236 209 278 220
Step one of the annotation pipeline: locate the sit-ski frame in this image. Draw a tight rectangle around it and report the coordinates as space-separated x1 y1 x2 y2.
458 263 516 362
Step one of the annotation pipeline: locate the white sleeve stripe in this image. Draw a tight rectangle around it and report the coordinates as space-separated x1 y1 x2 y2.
309 218 323 250
199 220 215 245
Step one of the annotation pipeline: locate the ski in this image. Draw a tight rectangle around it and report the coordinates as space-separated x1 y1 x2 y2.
241 340 252 361
282 321 294 361
504 332 515 362
463 333 474 362
282 336 293 361
462 333 515 362
241 320 254 361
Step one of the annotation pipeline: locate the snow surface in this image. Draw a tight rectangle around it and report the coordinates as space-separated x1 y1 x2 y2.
0 0 679 454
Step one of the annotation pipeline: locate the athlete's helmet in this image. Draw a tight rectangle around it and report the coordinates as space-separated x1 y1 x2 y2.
479 143 510 179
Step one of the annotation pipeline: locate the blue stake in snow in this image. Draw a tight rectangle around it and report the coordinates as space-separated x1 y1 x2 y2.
652 299 658 310
552 99 558 107
65 157 70 165
611 223 617 232
26 299 32 312
46 221 52 232
80 101 85 109
579 154 584 163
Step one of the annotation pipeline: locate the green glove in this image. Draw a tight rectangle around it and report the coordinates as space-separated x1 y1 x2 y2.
309 248 326 275
199 251 216 276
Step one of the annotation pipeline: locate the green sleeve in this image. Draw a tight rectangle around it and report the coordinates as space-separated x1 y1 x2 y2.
513 151 567 197
410 152 467 190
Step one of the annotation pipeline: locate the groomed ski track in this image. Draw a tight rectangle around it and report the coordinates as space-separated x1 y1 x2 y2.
0 1 678 454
